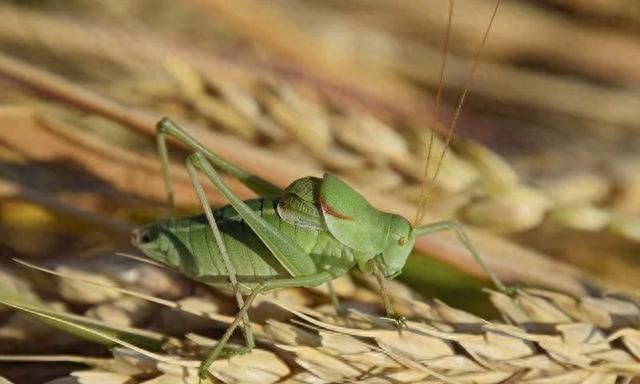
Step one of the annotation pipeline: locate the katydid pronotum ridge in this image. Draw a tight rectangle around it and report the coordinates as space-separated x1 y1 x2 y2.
131 0 505 381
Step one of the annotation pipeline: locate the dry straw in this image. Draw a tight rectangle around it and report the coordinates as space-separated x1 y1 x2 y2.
2 259 640 383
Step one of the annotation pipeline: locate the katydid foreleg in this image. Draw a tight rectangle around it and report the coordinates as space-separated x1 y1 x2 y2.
372 260 406 329
414 221 508 292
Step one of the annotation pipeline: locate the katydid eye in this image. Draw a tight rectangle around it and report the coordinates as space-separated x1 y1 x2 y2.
398 237 407 246
133 228 155 245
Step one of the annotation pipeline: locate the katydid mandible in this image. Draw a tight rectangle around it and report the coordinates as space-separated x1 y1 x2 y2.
132 116 506 380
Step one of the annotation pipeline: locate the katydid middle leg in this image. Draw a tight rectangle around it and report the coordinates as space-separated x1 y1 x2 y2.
414 220 509 292
326 280 347 317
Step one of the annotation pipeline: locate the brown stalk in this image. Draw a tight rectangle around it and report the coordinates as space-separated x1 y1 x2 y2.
0 4 440 129
0 179 132 236
376 0 640 85
5 2 638 141
397 43 640 129
0 107 247 208
0 53 606 294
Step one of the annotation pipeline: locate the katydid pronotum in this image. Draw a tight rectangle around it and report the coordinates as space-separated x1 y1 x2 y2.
132 1 504 381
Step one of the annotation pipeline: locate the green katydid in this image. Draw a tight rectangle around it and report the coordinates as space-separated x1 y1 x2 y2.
132 1 504 381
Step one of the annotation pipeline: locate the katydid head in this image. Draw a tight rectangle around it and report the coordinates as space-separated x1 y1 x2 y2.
131 222 182 269
377 214 416 278
318 174 415 278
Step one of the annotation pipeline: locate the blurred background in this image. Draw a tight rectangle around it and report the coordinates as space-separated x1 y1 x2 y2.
1 0 640 382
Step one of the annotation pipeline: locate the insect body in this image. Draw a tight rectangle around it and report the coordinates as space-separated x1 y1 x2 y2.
134 117 506 381
133 175 414 290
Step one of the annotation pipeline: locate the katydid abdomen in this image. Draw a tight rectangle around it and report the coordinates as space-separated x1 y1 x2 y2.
133 197 357 290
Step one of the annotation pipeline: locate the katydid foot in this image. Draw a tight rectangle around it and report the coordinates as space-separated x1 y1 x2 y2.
500 284 519 296
217 344 252 358
197 345 253 383
381 314 407 333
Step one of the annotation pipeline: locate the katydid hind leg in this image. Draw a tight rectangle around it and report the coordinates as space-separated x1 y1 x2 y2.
156 130 176 207
198 285 262 383
156 117 283 198
198 270 341 382
186 157 254 351
414 221 509 292
188 151 318 278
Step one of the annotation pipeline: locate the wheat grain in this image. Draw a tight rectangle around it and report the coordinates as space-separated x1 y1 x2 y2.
4 258 640 383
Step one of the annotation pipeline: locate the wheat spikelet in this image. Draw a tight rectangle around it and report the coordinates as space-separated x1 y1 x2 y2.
2 258 640 384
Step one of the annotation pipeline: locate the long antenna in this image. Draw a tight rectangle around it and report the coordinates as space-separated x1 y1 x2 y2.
413 0 455 228
413 0 502 227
